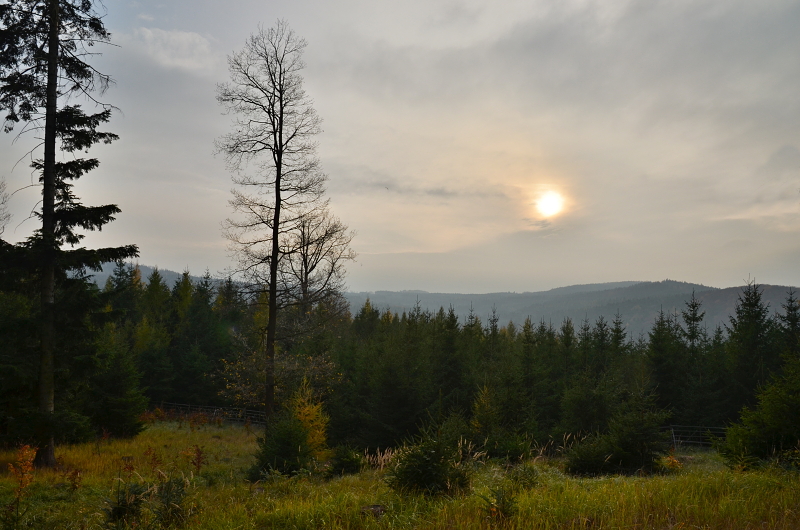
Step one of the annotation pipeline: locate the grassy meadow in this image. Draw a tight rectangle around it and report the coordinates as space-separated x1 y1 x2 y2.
1 420 799 530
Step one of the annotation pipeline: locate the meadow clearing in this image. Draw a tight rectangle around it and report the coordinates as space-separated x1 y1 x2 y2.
1 419 799 530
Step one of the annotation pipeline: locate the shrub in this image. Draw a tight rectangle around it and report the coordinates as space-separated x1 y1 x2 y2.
478 487 518 521
565 389 670 475
385 427 472 496
719 358 800 466
4 409 94 446
248 410 312 480
290 378 330 461
326 445 363 477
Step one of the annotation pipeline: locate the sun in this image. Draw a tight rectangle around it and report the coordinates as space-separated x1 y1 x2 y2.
536 191 564 217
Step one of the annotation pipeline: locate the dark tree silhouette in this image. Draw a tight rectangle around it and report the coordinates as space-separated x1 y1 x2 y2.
0 0 137 466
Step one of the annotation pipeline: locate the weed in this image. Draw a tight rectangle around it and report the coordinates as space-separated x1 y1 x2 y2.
181 445 206 475
363 447 395 470
61 467 83 492
143 446 164 474
659 450 683 473
188 413 209 432
1 445 36 530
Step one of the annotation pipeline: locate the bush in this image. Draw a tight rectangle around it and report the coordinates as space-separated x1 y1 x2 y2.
248 380 331 480
326 445 363 477
385 427 472 496
565 389 670 475
248 411 312 480
720 358 800 466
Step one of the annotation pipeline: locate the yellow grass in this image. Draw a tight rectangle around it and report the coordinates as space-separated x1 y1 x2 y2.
1 423 799 529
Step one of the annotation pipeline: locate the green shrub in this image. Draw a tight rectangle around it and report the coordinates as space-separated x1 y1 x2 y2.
4 409 94 447
565 389 669 475
248 411 312 480
326 445 363 478
478 487 518 521
385 427 472 496
484 432 532 462
720 358 800 466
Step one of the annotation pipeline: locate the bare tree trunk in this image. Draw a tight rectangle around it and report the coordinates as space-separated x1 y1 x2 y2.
265 110 283 417
34 0 59 469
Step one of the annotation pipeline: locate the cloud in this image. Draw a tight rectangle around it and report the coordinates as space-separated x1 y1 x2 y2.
758 145 800 180
137 13 154 22
130 27 221 74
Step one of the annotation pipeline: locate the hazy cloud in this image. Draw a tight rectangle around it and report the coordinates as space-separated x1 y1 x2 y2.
129 27 221 74
1 0 798 292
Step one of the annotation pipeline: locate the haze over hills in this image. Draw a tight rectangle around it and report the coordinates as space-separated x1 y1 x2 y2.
344 280 799 337
90 263 797 338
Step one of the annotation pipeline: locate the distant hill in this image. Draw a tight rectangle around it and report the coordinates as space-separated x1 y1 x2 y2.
344 280 799 337
90 264 797 338
89 262 206 289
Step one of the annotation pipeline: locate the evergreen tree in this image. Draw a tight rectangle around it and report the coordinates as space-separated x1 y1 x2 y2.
647 310 687 416
777 289 800 361
726 281 779 419
1 0 138 466
431 306 466 413
84 323 147 437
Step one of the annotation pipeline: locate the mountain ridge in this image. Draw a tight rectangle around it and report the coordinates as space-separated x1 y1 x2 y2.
89 263 796 337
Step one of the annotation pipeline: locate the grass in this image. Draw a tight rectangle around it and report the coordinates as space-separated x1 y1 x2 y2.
1 422 799 529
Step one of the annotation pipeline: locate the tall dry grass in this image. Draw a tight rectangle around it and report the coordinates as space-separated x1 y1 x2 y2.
0 422 798 529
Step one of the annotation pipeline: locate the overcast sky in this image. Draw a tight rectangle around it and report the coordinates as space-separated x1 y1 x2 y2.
2 0 799 293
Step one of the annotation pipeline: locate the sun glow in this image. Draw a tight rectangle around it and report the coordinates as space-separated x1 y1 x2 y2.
536 191 564 217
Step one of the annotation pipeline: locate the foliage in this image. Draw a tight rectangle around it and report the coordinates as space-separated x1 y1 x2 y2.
103 480 149 528
720 356 800 464
325 445 364 477
565 389 670 475
249 410 312 479
249 381 330 478
1 0 138 466
385 426 473 496
507 462 539 489
150 473 192 528
478 487 518 521
290 379 330 461
84 323 148 438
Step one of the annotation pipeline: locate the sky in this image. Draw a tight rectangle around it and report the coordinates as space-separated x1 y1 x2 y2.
1 0 799 293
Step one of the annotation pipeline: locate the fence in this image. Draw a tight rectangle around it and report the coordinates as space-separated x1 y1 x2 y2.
665 425 726 447
158 402 267 426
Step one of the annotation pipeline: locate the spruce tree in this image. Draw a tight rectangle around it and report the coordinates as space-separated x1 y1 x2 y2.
726 281 779 418
1 0 137 466
778 289 800 361
647 310 686 415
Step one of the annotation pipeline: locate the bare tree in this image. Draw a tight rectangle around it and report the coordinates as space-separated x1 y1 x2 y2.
279 206 355 316
216 21 353 415
0 178 9 236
